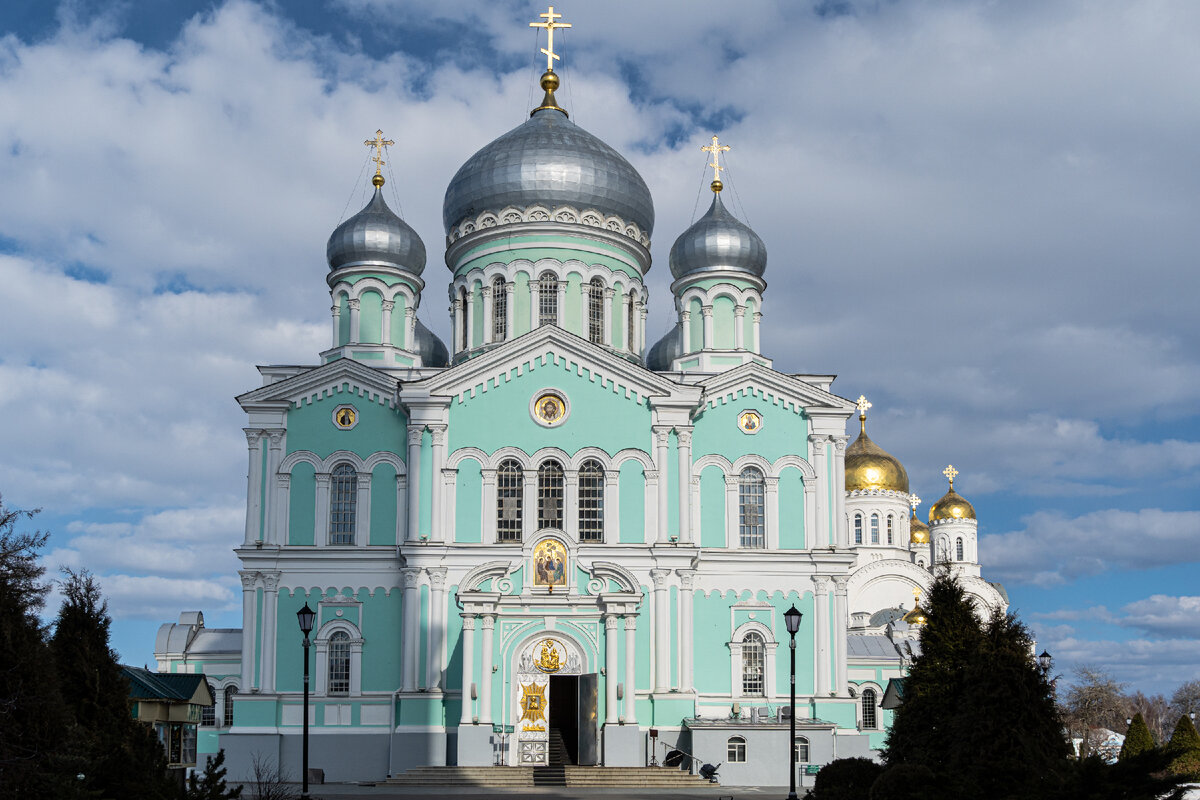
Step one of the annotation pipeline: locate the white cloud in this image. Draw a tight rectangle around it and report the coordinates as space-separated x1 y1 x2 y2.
92 574 239 621
1117 595 1200 639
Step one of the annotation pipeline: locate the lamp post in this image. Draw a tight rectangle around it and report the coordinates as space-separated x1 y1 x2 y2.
784 604 803 800
297 603 316 800
1038 650 1052 673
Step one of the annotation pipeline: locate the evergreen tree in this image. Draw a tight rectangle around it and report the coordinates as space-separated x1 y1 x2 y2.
186 749 243 800
1165 715 1200 779
1120 713 1155 761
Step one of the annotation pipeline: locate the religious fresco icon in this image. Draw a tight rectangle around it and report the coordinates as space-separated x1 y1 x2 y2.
519 681 547 730
533 539 567 590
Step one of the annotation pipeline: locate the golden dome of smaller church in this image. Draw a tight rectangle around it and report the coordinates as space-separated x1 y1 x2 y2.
928 464 976 522
903 587 927 625
845 396 909 494
909 510 930 544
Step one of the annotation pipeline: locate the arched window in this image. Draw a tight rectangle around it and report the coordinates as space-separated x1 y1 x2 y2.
956 537 964 561
587 278 605 344
578 460 604 542
727 735 747 762
458 286 469 350
917 558 926 568
627 294 636 351
742 631 765 696
200 682 216 726
491 277 507 343
870 513 880 544
538 272 558 327
861 687 878 729
937 537 949 561
329 463 357 545
887 515 894 545
328 631 351 695
538 460 564 529
223 685 237 728
794 736 810 764
854 513 863 545
497 460 523 541
739 467 765 548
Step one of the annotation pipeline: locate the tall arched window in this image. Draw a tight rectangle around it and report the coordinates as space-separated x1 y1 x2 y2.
588 278 605 344
727 736 747 762
538 272 558 327
887 515 894 545
742 632 765 695
458 286 469 350
329 463 357 545
497 460 523 542
491 277 507 342
578 460 605 542
538 460 564 529
861 687 878 729
870 513 880 544
937 537 949 561
200 682 216 726
739 467 765 548
956 537 964 561
627 294 636 351
328 631 351 695
854 513 863 545
223 685 237 728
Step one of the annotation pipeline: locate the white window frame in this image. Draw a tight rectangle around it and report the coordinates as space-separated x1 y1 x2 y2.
314 620 364 697
727 735 747 763
728 619 778 699
859 685 880 730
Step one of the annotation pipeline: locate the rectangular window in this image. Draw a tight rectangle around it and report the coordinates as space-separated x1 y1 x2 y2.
727 738 747 763
795 738 810 763
492 281 507 342
497 463 523 542
329 465 357 545
538 277 558 327
578 463 604 542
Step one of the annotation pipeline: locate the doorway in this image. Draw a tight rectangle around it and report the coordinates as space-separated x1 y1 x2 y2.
549 674 598 765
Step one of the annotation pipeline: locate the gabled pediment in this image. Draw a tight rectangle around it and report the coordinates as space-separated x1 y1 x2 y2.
697 361 854 416
237 358 399 411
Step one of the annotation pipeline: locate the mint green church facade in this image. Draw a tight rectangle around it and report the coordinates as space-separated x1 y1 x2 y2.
154 47 1006 786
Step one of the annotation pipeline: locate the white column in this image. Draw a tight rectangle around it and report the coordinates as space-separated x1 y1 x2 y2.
465 290 476 349
427 569 447 690
833 578 849 695
804 481 817 550
813 577 829 696
452 299 463 353
260 572 279 693
623 616 638 722
314 474 331 546
381 299 394 345
406 427 423 542
404 306 415 351
529 279 540 330
243 430 264 545
400 568 421 691
395 474 407 545
725 475 739 549
556 281 567 326
481 286 493 345
734 305 746 349
355 473 371 546
765 476 780 550
239 572 258 693
603 471 620 545
505 282 516 338
809 435 830 547
638 305 647 356
481 469 498 544
441 468 457 543
429 425 447 542
621 293 632 351
644 470 659 544
272 474 290 546
522 472 537 541
459 615 476 723
602 286 615 345
832 436 849 548
262 430 284 544
605 614 619 724
480 614 495 723
701 305 714 349
677 570 695 692
330 304 341 348
650 569 671 693
652 427 670 543
348 298 361 344
680 310 692 353
676 429 693 544
564 472 579 541
752 312 762 353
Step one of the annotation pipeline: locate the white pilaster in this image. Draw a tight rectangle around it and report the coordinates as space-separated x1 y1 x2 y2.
522 472 537 541
765 476 780 550
812 576 829 696
701 305 714 349
752 311 762 353
604 614 619 724
355 473 371 546
481 286 493 345
406 426 422 541
650 569 671 692
314 473 331 546
481 469 498 544
623 616 637 722
564 472 579 541
810 435 830 547
504 282 516 339
381 299 394 345
330 305 340 348
621 292 632 351
348 298 361 344
556 281 567 326
243 430 264 545
452 299 463 353
404 306 415 351
272 474 290 546
239 571 257 693
429 425 447 542
833 577 849 695
395 473 407 545
603 471 620 545
262 430 284 544
427 569 447 690
602 286 614 345
676 428 693 543
681 310 692 353
459 615 476 723
644 470 659 544
725 474 739 548
734 305 746 349
465 290 476 349
480 614 495 723
400 567 421 691
677 569 695 692
529 279 540 330
653 427 671 543
260 572 279 693
832 436 849 548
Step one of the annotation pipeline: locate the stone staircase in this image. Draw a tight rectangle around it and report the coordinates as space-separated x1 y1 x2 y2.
386 765 711 788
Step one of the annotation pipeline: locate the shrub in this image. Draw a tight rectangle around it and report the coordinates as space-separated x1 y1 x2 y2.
810 757 884 800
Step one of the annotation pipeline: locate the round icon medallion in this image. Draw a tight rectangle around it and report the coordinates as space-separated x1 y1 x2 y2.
530 390 570 427
738 410 762 434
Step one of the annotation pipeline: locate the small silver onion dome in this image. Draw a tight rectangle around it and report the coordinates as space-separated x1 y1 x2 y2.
327 185 426 275
412 318 449 368
668 191 766 280
442 107 655 237
646 324 683 371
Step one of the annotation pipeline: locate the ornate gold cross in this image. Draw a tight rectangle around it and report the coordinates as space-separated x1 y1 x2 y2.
530 6 571 71
912 586 922 603
943 464 959 488
701 135 731 185
855 394 872 418
364 129 394 178
909 494 921 512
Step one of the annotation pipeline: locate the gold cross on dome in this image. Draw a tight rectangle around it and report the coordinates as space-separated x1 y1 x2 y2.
701 135 731 184
364 129 394 177
943 464 959 488
912 586 922 603
855 394 872 418
909 494 921 512
531 6 571 71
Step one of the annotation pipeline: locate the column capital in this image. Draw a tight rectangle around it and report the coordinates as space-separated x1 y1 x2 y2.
401 567 422 588
676 429 693 447
808 434 828 453
381 299 395 312
605 615 619 631
813 576 830 594
244 428 264 446
407 426 425 446
649 568 670 588
701 305 714 317
734 305 746 317
330 304 341 317
429 424 448 445
315 473 331 487
764 476 780 489
603 286 616 299
644 470 659 483
260 571 281 592
276 473 290 488
461 614 477 630
347 298 360 310
831 435 850 454
624 616 638 631
404 306 415 319
753 312 763 322
833 577 850 594
266 429 285 448
481 614 496 630
428 567 448 590
681 310 692 321
505 282 516 296
239 571 259 591
676 569 696 589
652 426 671 447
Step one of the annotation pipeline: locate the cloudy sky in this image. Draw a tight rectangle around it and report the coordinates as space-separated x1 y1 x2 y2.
1 0 1197 695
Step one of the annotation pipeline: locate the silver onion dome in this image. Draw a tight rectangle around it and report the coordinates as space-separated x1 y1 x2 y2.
412 318 449 368
646 324 683 371
442 107 655 237
668 191 766 280
327 186 426 275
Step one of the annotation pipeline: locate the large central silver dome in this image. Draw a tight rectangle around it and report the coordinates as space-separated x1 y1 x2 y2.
442 108 655 237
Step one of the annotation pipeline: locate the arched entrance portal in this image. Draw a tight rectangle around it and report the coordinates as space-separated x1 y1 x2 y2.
513 633 598 766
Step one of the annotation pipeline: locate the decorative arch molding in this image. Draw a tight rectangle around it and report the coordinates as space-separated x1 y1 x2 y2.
731 619 776 645
487 446 534 470
693 453 734 474
567 446 613 470
312 618 364 697
731 453 774 476
846 558 933 597
314 617 362 644
507 626 593 676
529 446 573 468
459 560 519 594
772 454 817 482
611 448 654 470
280 450 323 474
362 451 406 474
329 276 417 307
580 559 640 594
448 204 651 249
446 446 490 470
321 450 367 473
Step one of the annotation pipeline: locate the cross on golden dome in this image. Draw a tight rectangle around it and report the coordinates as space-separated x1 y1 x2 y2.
364 129 394 187
943 464 959 488
530 6 571 72
701 135 731 192
909 494 921 511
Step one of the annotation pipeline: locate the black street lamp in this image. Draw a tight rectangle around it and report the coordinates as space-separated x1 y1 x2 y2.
1038 650 1052 673
297 603 316 799
784 604 803 800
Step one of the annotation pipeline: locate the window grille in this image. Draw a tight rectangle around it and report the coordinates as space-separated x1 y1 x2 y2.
538 460 564 529
854 513 863 545
795 737 810 763
491 278 507 342
458 287 469 350
727 736 747 763
329 463 357 545
739 467 765 548
861 687 878 729
578 460 605 542
742 632 765 696
497 460 523 542
223 685 237 727
200 683 216 726
956 537 964 561
328 631 351 695
627 295 635 350
870 513 880 544
887 515 894 545
588 278 604 344
538 273 558 327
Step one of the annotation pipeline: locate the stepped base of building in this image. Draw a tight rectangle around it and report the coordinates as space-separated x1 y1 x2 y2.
386 765 713 788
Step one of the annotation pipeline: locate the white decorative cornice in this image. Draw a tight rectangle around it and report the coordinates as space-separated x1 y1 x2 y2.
447 204 650 249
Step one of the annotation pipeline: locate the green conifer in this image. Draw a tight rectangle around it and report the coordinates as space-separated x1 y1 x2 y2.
186 749 243 800
1120 713 1155 760
1165 714 1200 779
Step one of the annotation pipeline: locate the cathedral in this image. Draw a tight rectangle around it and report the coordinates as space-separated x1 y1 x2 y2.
154 9 1007 784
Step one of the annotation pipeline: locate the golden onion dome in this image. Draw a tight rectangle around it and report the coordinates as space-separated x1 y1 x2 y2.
902 603 927 626
928 464 976 522
844 396 909 494
909 509 930 544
